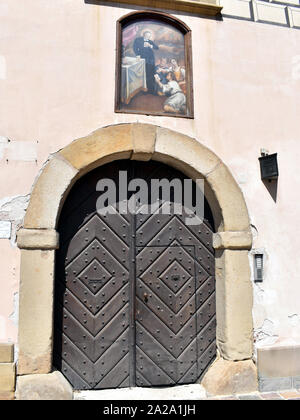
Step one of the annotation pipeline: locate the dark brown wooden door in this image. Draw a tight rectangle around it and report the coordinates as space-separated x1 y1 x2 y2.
53 160 216 390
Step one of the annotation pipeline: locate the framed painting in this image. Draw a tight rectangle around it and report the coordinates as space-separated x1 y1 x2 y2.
115 11 194 118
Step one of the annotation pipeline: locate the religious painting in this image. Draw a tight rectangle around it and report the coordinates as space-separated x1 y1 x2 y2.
115 12 193 118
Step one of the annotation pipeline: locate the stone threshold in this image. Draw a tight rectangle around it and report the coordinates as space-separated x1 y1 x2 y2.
74 384 207 400
73 385 300 401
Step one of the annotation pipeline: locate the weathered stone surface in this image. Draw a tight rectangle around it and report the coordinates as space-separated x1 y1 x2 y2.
18 250 55 375
213 230 252 250
153 127 251 233
0 343 14 363
201 358 258 396
0 391 15 400
0 363 15 392
24 155 79 229
59 124 133 172
257 345 300 378
207 162 250 232
154 126 221 177
17 228 59 250
215 249 253 360
131 123 156 161
16 371 73 400
74 383 206 400
18 123 253 386
259 376 292 393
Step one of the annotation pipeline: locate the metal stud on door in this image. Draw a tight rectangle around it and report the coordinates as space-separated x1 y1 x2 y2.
136 246 197 386
53 160 216 390
54 161 132 390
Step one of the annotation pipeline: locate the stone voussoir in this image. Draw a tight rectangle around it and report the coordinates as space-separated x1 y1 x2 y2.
207 162 250 232
154 126 221 177
131 123 157 161
24 155 79 230
17 228 59 250
59 123 134 172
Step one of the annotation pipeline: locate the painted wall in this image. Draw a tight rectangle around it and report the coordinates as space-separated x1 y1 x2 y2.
0 0 300 353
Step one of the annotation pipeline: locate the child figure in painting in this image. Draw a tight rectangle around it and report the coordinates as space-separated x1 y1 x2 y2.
155 57 171 96
170 58 185 82
170 58 186 95
155 58 171 85
154 71 186 114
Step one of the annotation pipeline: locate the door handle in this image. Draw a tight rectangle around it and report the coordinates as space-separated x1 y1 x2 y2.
143 292 148 303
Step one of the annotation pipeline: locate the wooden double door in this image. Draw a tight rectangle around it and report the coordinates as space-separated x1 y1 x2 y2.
53 160 216 390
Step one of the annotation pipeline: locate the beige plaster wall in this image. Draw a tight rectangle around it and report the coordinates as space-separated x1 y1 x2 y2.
0 0 300 350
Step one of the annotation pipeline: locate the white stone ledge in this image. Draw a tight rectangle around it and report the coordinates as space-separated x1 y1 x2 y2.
100 0 223 16
220 0 253 20
253 1 288 25
17 228 59 250
288 6 300 27
272 0 300 7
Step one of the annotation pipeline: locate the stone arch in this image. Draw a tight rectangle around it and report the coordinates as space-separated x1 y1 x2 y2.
16 123 256 397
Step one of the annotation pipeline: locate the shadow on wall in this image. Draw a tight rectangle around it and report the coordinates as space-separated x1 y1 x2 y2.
262 179 278 203
83 0 224 21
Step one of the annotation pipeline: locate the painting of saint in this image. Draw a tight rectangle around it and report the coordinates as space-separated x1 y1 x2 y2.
117 18 192 118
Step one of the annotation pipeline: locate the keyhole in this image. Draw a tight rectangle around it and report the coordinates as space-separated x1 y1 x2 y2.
143 292 148 303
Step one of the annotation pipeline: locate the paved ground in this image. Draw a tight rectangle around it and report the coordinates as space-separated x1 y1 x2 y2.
74 385 300 400
207 389 300 400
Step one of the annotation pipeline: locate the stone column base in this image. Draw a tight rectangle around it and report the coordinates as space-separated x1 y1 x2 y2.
16 371 73 400
201 358 258 396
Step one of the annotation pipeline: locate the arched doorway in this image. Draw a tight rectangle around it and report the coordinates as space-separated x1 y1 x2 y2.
16 123 255 398
53 160 216 390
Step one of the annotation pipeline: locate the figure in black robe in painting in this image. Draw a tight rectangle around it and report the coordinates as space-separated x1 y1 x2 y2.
133 31 159 94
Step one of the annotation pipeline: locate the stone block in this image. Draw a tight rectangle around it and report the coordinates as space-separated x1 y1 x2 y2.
0 391 15 400
292 376 300 388
259 376 292 393
288 6 300 28
257 345 300 378
59 124 133 173
215 250 253 360
220 0 252 19
16 371 73 400
0 343 14 363
0 363 15 392
131 123 156 161
253 1 288 25
17 229 59 250
201 358 258 396
24 155 79 229
154 126 221 178
273 0 299 6
213 230 252 250
206 163 250 232
18 250 55 375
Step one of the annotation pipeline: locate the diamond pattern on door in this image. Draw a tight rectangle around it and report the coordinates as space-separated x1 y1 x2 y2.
53 160 216 390
136 246 197 386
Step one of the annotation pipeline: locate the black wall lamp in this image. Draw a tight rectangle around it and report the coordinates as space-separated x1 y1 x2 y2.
259 149 279 181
